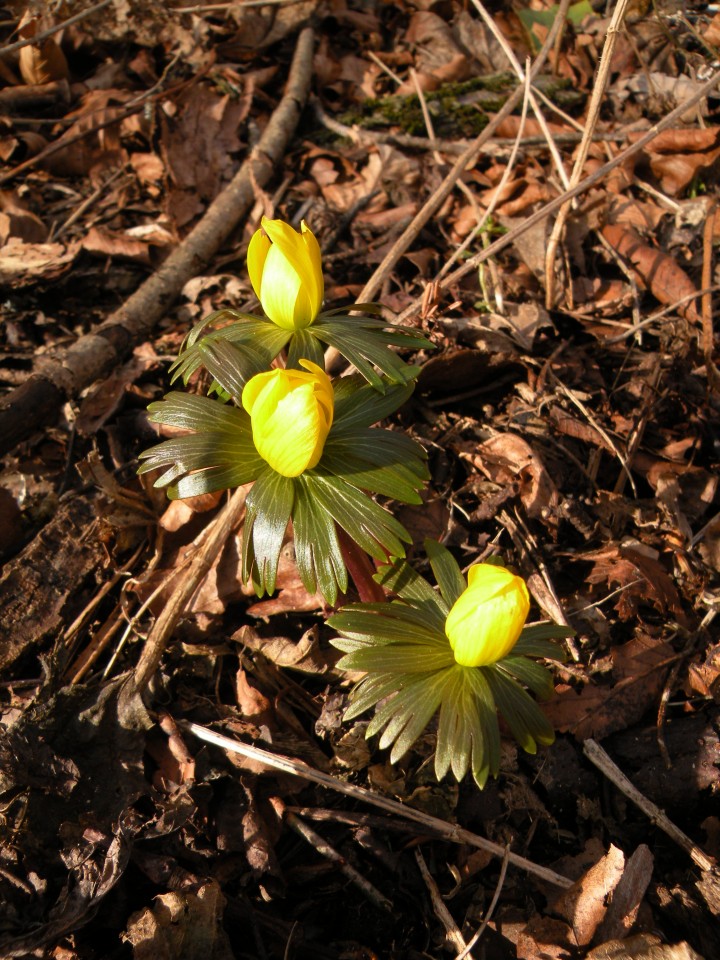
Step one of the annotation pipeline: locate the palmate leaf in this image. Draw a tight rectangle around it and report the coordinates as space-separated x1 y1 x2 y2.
171 311 291 385
329 605 449 654
499 656 556 700
425 539 466 608
341 644 454 675
307 473 410 560
312 320 421 390
293 475 347 605
374 559 448 628
193 338 268 400
484 668 555 753
332 378 415 433
365 671 444 745
286 328 325 370
321 431 427 503
514 624 573 658
242 468 294 596
344 672 412 722
138 393 265 497
143 391 248 432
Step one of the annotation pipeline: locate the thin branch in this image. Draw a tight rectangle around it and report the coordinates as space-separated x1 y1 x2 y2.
183 719 574 889
394 65 720 326
0 0 113 60
545 0 631 307
583 738 718 874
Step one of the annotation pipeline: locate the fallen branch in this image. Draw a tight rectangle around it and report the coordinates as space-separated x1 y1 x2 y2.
583 737 717 875
0 26 315 456
183 719 574 889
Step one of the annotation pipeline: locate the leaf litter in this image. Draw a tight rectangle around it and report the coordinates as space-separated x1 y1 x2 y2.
1 1 720 958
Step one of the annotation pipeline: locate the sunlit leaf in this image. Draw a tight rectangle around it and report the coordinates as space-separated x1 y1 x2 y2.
309 473 410 559
425 539 466 608
293 475 347 604
242 468 294 595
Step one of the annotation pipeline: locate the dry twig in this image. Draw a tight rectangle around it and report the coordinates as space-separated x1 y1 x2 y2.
544 0 631 307
583 738 718 875
0 26 316 455
183 720 574 888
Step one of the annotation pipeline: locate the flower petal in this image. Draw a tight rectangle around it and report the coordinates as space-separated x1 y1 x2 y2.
301 220 324 317
259 243 305 329
258 382 323 476
247 229 271 301
445 564 530 667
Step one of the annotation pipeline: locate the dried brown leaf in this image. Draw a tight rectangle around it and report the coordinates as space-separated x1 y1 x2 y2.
602 224 700 324
124 881 234 960
17 10 70 86
472 432 559 520
553 844 626 947
544 634 676 740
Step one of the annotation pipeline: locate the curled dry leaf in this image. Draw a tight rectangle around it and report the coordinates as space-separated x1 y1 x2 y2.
472 432 559 520
601 224 701 324
544 634 676 740
124 881 234 960
552 844 626 947
17 9 70 86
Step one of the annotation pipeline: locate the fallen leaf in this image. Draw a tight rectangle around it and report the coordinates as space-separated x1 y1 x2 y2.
544 634 676 740
471 432 559 520
602 224 700 325
17 9 70 86
124 881 234 960
553 844 626 947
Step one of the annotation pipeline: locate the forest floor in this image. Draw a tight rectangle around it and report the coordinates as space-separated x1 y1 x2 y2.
1 1 720 958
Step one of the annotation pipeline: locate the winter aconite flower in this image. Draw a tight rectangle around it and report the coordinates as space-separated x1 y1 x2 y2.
445 563 530 667
242 360 333 478
138 347 427 605
329 542 570 788
170 216 428 391
247 217 324 330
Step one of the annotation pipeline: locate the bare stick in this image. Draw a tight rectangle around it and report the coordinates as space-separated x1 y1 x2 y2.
583 738 717 874
354 0 573 308
0 27 315 456
286 810 393 912
130 487 248 694
0 0 113 60
544 0 631 307
456 846 510 960
395 65 720 326
469 0 570 191
416 847 473 956
183 719 573 888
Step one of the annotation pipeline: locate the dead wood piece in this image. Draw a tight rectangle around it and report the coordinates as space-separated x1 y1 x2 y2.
583 738 718 875
0 26 315 457
184 719 574 889
0 80 71 110
0 493 106 672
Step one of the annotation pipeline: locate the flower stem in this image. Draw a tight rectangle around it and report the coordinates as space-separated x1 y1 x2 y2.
337 528 386 603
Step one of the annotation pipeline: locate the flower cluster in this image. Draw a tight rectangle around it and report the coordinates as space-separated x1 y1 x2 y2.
139 216 570 787
139 218 428 604
330 544 570 788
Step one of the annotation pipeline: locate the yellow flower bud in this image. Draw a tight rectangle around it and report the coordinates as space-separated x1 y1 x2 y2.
247 217 324 330
242 360 334 477
445 564 530 667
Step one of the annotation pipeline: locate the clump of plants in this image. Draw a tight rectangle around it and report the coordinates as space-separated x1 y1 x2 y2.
139 216 571 788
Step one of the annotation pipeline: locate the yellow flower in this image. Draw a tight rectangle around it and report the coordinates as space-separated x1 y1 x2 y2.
247 217 324 330
445 564 530 667
242 360 333 477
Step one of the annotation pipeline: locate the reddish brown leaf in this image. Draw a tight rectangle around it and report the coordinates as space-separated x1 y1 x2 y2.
601 224 701 324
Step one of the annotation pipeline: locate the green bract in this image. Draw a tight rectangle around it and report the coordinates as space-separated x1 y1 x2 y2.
138 338 428 605
329 541 572 788
169 302 428 393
